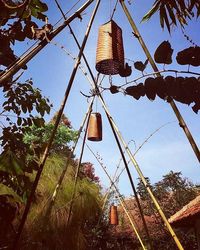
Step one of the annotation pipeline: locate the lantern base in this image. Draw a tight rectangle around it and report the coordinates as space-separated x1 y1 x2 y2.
96 59 123 75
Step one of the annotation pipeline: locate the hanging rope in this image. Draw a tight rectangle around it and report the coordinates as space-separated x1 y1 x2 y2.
12 2 100 249
110 0 119 20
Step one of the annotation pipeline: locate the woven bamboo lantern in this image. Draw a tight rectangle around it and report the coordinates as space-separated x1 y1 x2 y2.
96 20 124 75
110 205 119 225
87 113 102 141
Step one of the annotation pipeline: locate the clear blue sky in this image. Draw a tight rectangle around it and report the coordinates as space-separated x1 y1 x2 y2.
13 0 200 196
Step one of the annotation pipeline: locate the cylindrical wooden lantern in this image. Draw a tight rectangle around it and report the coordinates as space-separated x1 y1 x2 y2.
110 205 119 225
96 20 124 75
87 113 102 141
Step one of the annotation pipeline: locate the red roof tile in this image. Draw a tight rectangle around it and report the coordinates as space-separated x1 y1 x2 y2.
169 195 200 226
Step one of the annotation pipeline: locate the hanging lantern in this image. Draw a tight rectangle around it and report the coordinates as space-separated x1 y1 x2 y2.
87 113 102 141
96 20 124 75
110 205 119 225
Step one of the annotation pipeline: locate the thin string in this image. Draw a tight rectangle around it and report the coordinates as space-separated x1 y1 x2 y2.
66 101 93 227
110 0 118 20
53 0 82 27
95 95 98 112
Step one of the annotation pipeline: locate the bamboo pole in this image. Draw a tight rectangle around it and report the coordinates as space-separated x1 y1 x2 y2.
105 113 153 249
0 0 95 85
44 97 95 219
85 143 146 250
67 20 152 249
66 101 93 227
68 21 182 249
118 196 146 249
51 97 94 203
95 91 184 250
12 1 100 248
66 25 178 246
119 0 200 163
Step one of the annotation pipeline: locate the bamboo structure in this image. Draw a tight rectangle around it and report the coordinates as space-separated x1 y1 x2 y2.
0 0 95 86
52 5 184 247
67 14 152 249
0 1 196 249
95 89 184 250
66 102 93 226
119 0 200 163
85 143 147 250
12 1 100 249
47 97 95 215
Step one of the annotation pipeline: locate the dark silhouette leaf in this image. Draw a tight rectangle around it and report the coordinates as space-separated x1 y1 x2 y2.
154 41 173 64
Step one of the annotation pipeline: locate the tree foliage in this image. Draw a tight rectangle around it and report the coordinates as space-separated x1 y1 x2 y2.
142 0 200 33
0 153 104 250
137 170 198 217
135 171 199 249
0 79 52 199
0 0 53 200
23 123 78 156
0 0 48 69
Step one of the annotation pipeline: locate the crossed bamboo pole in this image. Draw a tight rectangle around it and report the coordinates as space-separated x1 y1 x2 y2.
119 0 200 163
12 1 100 248
67 31 153 250
85 143 147 250
66 102 93 227
63 21 184 247
0 1 195 249
45 97 95 217
92 88 184 250
0 0 95 86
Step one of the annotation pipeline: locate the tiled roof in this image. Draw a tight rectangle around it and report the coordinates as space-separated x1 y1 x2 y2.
168 195 200 226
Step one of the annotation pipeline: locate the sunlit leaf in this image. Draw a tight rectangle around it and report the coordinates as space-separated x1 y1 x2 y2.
141 0 160 22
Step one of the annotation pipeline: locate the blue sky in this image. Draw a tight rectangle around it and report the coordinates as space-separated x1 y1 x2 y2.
11 0 200 196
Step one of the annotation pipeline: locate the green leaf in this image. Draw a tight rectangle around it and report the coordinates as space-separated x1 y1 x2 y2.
162 5 171 33
0 150 24 175
31 0 48 12
166 3 177 26
141 0 160 22
0 184 23 203
17 117 22 126
159 6 165 29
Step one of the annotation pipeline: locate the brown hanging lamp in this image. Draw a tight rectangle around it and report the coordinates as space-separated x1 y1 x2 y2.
96 20 124 75
87 112 102 141
110 205 119 225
